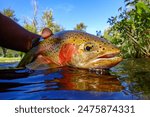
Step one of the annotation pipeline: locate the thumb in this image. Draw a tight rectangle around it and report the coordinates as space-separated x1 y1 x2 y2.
41 28 53 39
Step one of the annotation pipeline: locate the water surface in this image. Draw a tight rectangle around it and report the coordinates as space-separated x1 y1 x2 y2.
0 59 150 100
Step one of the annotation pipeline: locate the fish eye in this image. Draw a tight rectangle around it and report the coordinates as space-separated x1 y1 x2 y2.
85 46 92 51
84 43 94 51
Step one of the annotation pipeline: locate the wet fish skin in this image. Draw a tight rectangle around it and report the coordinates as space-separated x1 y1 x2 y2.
17 30 122 70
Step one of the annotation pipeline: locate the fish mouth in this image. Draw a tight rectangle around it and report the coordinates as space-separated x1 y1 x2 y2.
84 51 123 69
98 51 120 58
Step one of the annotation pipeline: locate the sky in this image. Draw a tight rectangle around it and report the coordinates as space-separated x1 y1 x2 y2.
0 0 125 35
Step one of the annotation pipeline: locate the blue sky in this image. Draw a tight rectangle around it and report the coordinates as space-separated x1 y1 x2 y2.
0 0 125 34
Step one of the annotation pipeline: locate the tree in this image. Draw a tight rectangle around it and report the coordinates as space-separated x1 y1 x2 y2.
41 10 64 33
1 8 18 57
2 8 18 22
23 0 38 33
106 0 150 58
23 0 64 34
24 9 64 33
74 22 87 31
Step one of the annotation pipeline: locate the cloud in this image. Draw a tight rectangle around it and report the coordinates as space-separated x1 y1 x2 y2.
55 3 74 13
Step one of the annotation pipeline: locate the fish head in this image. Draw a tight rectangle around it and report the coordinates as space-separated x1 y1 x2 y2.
58 31 122 69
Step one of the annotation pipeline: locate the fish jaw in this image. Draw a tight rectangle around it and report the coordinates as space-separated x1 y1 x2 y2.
87 47 123 69
75 50 123 69
78 56 123 69
85 56 123 69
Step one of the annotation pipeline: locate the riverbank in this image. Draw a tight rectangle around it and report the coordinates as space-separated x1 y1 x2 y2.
0 57 21 63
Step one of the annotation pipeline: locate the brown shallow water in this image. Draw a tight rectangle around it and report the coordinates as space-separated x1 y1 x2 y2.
0 58 150 100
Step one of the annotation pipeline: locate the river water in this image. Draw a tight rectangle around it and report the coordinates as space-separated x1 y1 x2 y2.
0 59 150 100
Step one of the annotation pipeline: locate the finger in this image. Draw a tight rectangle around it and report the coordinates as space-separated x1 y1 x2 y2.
41 28 53 39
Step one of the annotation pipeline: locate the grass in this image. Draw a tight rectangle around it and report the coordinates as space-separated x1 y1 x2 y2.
0 57 21 63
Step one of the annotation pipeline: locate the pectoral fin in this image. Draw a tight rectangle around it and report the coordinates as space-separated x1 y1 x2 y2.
17 47 39 68
26 55 58 70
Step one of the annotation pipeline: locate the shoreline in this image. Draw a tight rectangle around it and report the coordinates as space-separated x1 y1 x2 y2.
0 57 21 63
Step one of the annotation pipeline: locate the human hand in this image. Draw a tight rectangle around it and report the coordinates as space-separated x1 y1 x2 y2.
41 28 53 39
32 28 53 47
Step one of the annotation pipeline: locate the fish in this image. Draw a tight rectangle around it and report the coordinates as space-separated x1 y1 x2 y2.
17 30 123 70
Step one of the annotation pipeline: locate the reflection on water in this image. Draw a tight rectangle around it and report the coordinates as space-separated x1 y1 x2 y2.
0 58 150 100
44 68 123 92
111 58 150 100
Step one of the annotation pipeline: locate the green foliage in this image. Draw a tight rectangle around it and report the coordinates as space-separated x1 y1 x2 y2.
23 0 64 33
2 8 18 22
41 10 64 33
24 9 64 33
1 47 7 57
24 20 38 33
42 10 53 28
74 22 87 31
105 0 150 58
0 47 24 58
23 0 38 33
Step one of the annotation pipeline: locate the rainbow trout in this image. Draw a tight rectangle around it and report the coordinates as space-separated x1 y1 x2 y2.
17 30 122 70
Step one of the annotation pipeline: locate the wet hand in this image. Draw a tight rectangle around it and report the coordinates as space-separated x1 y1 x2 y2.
32 28 53 47
41 28 53 39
